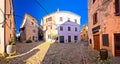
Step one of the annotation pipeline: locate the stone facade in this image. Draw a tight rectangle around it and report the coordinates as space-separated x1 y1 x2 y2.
43 10 81 43
88 0 120 56
20 14 38 42
0 0 16 55
81 25 88 42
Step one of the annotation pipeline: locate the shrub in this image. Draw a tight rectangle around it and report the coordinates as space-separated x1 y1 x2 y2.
51 34 58 40
26 40 32 43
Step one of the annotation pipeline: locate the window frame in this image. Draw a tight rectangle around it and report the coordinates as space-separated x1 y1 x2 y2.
68 26 71 31
75 27 77 31
115 0 120 16
102 34 109 46
75 19 77 23
93 12 98 25
93 0 96 4
60 17 63 21
60 26 63 31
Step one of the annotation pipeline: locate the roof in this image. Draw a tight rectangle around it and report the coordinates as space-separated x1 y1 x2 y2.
43 10 80 18
20 13 38 28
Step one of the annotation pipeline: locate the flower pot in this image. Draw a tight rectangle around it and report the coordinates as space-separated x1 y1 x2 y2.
6 45 13 55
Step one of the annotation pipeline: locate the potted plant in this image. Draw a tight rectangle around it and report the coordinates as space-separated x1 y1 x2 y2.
6 39 16 56
51 34 58 43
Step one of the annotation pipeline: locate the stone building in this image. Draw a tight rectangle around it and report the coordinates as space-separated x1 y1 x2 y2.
38 25 43 41
0 0 16 55
81 25 88 42
42 10 81 43
20 13 38 42
88 0 120 56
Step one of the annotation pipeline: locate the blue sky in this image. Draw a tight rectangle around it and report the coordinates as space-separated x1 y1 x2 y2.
13 0 88 34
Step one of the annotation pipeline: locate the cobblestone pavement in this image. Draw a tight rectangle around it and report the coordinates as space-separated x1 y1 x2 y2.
42 42 99 64
0 41 120 64
6 41 50 64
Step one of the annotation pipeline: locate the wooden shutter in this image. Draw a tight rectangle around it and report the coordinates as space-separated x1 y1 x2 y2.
93 13 97 25
115 0 120 16
93 0 96 4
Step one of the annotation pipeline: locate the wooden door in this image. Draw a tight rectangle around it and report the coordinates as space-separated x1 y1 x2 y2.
60 36 64 43
114 34 120 56
68 36 71 42
93 35 100 51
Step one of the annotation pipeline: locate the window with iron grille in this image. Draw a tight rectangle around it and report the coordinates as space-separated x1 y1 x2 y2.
102 34 109 46
115 0 120 16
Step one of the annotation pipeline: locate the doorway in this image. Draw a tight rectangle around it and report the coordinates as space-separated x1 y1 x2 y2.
93 34 100 51
68 36 71 42
60 36 64 43
114 34 120 56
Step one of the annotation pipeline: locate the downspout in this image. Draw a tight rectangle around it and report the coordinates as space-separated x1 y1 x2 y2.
4 0 6 54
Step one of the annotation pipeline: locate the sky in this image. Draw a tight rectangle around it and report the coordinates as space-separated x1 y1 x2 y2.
13 0 88 34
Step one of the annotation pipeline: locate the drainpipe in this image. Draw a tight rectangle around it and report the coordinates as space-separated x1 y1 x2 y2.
4 0 6 55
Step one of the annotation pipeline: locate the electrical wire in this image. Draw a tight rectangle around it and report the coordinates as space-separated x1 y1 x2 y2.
34 0 48 14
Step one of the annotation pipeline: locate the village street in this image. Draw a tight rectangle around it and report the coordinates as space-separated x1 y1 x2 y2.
0 41 120 64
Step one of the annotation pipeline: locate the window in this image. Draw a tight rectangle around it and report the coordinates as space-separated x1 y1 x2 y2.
74 36 78 42
75 27 77 31
60 26 63 31
60 17 63 21
89 39 92 44
51 26 52 29
93 13 98 25
31 22 34 25
46 26 48 30
75 19 77 23
46 17 52 22
33 29 36 33
68 26 71 31
74 36 78 40
10 34 11 38
93 0 96 4
115 0 120 16
10 20 12 29
48 17 52 21
46 18 48 22
48 25 52 29
68 18 70 22
48 34 51 39
102 34 109 46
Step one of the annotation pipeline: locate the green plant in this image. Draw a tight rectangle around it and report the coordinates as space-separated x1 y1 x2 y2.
26 39 32 43
51 34 58 40
9 39 16 45
102 60 110 64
